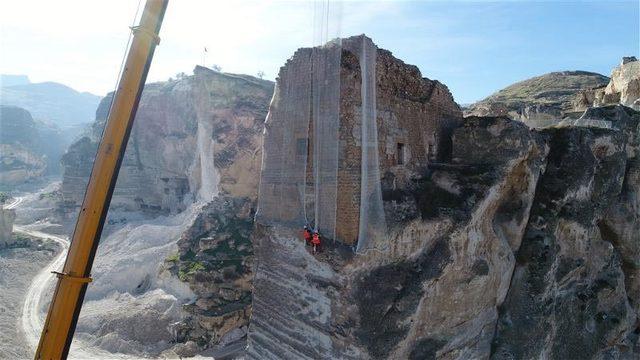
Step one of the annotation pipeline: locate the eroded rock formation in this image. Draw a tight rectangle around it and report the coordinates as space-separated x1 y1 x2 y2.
61 66 272 216
249 115 547 359
168 196 254 351
493 106 639 359
0 207 16 247
59 67 272 355
250 106 640 359
595 57 640 110
0 144 45 186
55 37 639 359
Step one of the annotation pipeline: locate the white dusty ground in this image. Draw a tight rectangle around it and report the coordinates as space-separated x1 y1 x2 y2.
0 234 59 359
1 184 207 358
74 204 201 357
16 224 69 352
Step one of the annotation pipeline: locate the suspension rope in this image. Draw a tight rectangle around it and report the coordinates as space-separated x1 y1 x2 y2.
99 0 144 140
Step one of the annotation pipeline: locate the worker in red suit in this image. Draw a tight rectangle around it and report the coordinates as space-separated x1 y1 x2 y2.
303 225 312 246
312 230 321 255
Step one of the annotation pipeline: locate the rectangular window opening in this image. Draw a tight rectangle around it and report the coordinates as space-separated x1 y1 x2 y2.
428 143 435 161
397 143 405 165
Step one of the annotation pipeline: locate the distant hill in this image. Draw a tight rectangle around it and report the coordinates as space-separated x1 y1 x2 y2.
0 105 71 178
0 78 101 127
466 71 610 125
0 74 30 87
0 105 40 148
0 106 47 185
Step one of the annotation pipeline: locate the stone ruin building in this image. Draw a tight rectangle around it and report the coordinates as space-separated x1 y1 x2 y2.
256 35 462 249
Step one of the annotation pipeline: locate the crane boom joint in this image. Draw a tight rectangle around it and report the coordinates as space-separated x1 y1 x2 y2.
130 25 161 45
52 271 93 284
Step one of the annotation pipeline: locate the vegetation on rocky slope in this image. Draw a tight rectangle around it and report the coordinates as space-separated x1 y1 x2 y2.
479 71 609 105
466 71 610 124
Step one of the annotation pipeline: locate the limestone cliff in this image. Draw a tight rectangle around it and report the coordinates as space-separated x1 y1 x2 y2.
0 144 45 187
55 40 638 359
248 115 548 359
59 67 272 356
493 105 639 359
61 67 272 216
594 57 640 110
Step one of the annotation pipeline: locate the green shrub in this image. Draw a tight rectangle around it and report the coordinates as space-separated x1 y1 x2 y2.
166 253 179 262
189 261 206 273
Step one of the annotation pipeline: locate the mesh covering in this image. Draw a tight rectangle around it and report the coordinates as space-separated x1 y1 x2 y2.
256 1 342 241
310 41 341 240
308 1 342 239
255 54 312 227
347 37 388 253
256 36 389 252
256 3 388 251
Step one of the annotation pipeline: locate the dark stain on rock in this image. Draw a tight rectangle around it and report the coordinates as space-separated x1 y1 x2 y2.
492 123 634 360
472 259 490 276
354 238 451 358
409 338 447 360
413 177 466 221
555 256 584 282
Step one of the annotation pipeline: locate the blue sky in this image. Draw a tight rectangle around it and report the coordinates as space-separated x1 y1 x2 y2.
359 1 639 104
1 0 638 104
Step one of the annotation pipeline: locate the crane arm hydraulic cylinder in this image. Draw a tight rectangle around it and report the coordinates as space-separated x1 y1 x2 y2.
35 1 169 358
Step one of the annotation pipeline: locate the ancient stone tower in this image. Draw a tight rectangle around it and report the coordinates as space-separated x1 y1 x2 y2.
256 35 462 248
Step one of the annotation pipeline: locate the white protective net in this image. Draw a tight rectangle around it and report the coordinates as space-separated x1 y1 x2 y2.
255 56 312 226
308 46 342 239
256 3 388 252
256 0 342 240
348 37 388 253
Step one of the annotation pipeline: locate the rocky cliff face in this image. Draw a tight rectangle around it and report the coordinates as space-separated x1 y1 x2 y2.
593 57 640 110
59 67 272 356
248 114 547 359
61 67 272 216
465 71 609 127
493 106 639 359
0 144 45 187
0 208 16 247
155 67 274 354
248 102 639 358
0 106 47 186
54 42 638 358
167 196 254 353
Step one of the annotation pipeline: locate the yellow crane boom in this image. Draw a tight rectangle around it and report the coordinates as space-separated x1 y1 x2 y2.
35 1 169 358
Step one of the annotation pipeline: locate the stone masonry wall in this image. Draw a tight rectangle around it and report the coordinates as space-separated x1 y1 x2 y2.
258 35 462 244
336 36 462 243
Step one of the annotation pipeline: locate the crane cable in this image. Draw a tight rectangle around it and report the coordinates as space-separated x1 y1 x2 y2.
98 0 144 140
